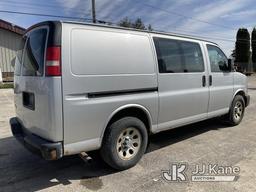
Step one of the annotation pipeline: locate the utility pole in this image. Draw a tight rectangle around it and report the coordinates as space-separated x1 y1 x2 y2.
91 0 96 23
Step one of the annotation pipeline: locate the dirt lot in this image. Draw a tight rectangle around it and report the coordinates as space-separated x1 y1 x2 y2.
0 76 256 192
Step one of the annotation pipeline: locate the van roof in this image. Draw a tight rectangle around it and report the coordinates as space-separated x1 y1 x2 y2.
27 20 218 45
62 21 218 45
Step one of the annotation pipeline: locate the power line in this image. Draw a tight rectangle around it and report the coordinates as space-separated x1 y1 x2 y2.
153 27 236 42
94 16 237 43
3 0 87 10
97 17 255 44
3 0 238 31
138 2 237 31
0 10 92 21
1 1 250 41
0 9 253 44
0 2 89 16
165 29 252 43
0 1 244 33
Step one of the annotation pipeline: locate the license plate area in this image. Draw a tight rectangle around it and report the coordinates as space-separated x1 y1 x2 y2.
22 92 35 110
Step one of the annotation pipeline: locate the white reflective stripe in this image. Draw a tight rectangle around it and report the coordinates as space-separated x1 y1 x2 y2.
46 61 59 66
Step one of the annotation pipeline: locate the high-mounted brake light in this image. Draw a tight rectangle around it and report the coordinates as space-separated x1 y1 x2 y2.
46 46 61 76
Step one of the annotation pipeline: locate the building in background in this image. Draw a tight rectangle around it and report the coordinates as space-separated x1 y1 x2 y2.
0 19 25 82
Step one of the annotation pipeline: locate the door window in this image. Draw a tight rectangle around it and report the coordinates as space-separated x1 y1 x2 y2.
153 37 204 73
180 41 204 72
207 45 228 72
154 38 182 73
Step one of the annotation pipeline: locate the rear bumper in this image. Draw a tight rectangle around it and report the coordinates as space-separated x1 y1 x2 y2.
10 117 63 160
245 94 250 107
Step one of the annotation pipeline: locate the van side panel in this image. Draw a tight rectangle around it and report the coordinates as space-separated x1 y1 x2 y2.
61 23 158 154
71 29 155 75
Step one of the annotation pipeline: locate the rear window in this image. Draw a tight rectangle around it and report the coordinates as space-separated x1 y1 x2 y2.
14 36 26 76
22 28 48 76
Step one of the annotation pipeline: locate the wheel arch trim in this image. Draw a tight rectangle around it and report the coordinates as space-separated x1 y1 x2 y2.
230 89 246 110
233 89 246 98
99 104 153 145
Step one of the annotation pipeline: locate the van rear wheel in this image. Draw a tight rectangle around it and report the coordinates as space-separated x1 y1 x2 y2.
222 95 245 126
100 117 148 170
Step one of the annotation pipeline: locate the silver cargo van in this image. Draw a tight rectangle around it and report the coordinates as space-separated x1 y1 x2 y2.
10 21 250 170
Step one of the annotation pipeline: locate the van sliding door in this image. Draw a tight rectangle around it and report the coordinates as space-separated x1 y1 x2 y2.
153 37 209 131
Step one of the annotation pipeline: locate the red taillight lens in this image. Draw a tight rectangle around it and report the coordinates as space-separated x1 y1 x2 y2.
46 46 61 76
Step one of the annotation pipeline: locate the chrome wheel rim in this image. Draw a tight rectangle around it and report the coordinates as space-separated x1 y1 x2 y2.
116 127 142 160
233 101 243 121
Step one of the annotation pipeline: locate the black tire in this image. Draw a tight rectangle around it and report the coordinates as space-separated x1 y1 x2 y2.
222 95 245 126
100 117 148 170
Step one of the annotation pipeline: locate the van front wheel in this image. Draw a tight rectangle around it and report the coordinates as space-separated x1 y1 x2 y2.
222 95 245 126
100 117 148 170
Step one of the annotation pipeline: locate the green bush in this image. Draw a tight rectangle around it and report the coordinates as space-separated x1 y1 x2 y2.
0 83 14 89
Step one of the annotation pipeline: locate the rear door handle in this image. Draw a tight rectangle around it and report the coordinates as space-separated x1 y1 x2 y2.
209 75 212 86
202 75 206 87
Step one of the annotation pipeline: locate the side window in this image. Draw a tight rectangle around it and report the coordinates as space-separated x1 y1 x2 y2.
180 41 204 72
154 37 204 73
154 38 183 73
207 45 228 72
22 28 47 76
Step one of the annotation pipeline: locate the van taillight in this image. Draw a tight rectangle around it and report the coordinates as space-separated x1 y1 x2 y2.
46 46 61 76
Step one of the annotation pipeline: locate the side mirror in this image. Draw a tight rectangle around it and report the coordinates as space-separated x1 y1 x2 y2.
219 60 232 72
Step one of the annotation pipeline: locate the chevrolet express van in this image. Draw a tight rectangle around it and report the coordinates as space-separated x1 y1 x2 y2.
10 21 250 170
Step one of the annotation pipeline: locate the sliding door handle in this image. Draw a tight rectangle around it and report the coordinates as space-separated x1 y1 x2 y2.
202 75 206 87
209 75 212 86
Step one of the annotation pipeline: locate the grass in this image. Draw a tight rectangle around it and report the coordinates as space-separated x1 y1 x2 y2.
0 83 14 89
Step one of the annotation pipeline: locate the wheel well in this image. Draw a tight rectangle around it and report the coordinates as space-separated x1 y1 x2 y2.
235 90 247 104
106 107 151 134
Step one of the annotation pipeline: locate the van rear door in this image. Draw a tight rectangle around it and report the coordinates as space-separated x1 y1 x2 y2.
14 22 63 142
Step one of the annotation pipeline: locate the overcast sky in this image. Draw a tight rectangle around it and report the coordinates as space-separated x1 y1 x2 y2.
0 0 255 56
